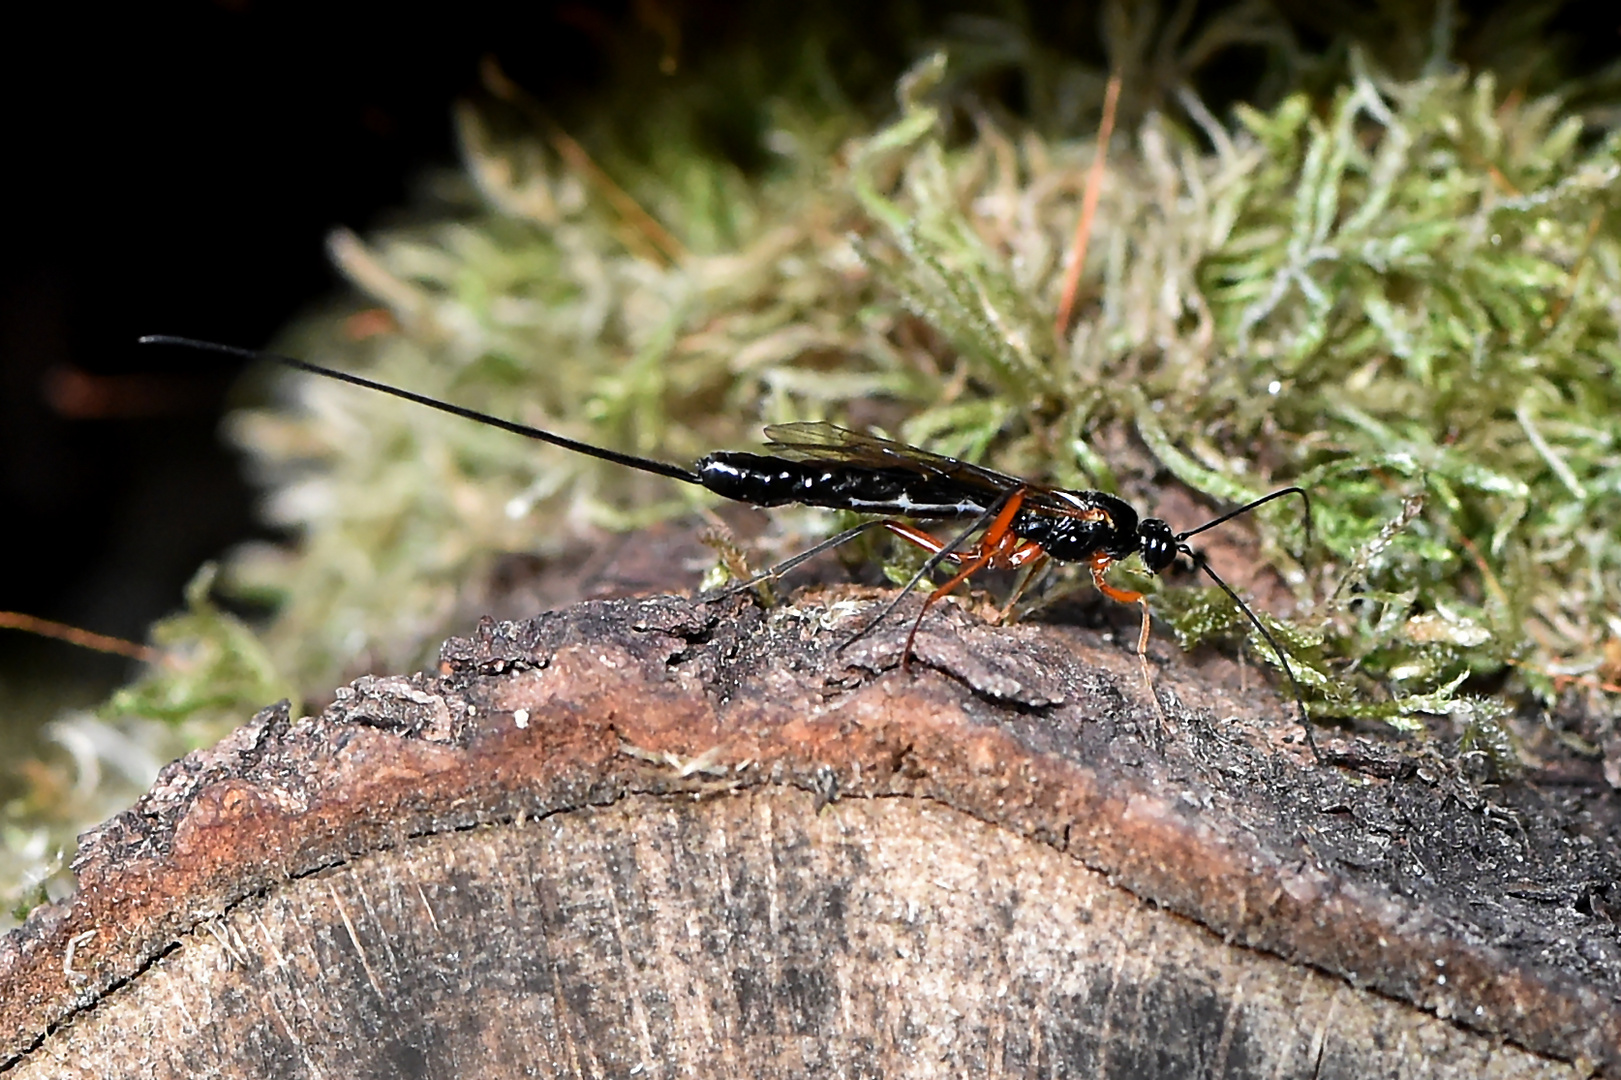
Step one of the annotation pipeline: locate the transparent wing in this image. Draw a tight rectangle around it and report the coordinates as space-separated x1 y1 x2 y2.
761 421 1106 518
762 421 1023 487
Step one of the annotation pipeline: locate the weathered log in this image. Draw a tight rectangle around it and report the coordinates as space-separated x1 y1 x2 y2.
2 589 1617 1077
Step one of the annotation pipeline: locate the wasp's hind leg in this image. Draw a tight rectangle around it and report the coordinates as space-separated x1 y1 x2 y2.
841 493 1029 670
994 549 1050 624
704 521 891 601
877 520 999 671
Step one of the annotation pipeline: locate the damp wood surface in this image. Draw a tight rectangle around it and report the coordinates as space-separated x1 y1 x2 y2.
2 583 1619 1077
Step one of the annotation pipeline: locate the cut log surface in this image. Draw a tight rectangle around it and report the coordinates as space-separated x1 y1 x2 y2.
3 589 1619 1078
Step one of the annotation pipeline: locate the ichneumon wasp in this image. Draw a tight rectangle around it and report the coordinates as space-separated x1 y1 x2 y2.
143 335 1319 760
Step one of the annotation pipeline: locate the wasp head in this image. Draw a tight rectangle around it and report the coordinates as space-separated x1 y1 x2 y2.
1137 518 1179 574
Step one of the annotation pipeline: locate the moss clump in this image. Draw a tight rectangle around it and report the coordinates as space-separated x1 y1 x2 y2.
217 54 1620 746
1 566 290 918
842 55 1621 738
1185 62 1621 733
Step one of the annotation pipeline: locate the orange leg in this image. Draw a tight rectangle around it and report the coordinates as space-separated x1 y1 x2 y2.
1005 540 1046 568
873 492 1036 670
879 490 1030 573
1089 553 1151 656
890 522 1048 625
975 488 1029 557
895 547 994 664
995 547 1049 623
880 491 1031 565
881 520 965 562
1091 553 1166 747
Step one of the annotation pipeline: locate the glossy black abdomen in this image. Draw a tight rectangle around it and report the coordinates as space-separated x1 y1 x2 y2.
697 452 992 518
698 452 1143 564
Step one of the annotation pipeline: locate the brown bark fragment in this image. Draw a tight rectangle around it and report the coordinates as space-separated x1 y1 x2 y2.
2 590 1618 1077
12 795 1588 1079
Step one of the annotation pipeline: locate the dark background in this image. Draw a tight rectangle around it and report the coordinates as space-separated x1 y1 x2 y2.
0 1 662 714
0 0 931 718
2 0 1617 723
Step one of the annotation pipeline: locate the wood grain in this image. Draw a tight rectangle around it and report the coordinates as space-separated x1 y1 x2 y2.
3 589 1617 1077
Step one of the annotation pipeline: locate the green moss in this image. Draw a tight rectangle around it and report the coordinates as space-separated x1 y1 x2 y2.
1206 64 1621 729
209 53 1621 742
101 565 295 727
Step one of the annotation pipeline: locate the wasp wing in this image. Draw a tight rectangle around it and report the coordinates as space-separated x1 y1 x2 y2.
761 421 1106 519
763 422 1021 487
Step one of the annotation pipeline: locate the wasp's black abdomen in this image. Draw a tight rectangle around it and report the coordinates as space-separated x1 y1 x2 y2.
697 452 992 518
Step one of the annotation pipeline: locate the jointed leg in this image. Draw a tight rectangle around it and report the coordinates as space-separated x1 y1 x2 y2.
881 520 964 561
1091 554 1167 749
891 492 1030 669
842 491 1029 665
704 520 892 599
840 501 1008 657
900 547 997 667
995 546 1049 623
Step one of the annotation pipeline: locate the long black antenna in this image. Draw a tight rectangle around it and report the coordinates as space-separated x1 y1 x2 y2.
1184 547 1320 762
1177 485 1311 547
139 335 702 485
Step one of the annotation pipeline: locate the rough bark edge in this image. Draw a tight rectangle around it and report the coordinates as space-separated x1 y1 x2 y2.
1 592 1616 1073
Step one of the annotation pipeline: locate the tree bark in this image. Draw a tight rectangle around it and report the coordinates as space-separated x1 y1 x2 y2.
2 588 1618 1077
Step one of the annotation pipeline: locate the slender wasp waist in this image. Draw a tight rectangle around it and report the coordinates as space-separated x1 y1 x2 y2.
697 452 1144 564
